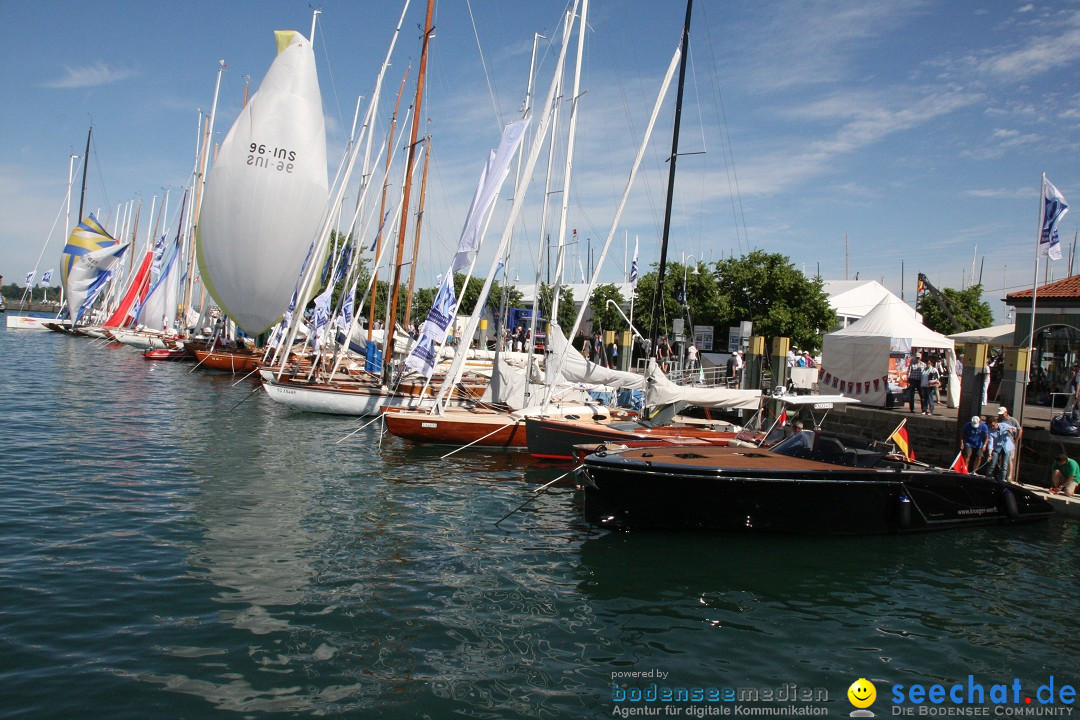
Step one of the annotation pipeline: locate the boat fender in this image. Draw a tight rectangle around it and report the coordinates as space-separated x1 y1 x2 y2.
897 494 912 530
1002 488 1020 520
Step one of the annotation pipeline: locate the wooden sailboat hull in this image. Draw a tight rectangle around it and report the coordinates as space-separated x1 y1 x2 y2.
383 408 527 449
191 347 261 374
143 347 195 361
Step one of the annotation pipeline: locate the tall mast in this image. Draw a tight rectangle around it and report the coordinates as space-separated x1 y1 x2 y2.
367 68 411 342
648 0 692 351
548 0 589 337
185 60 225 330
385 0 435 375
403 135 431 328
77 127 92 220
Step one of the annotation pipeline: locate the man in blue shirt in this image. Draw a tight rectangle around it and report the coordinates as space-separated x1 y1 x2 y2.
961 415 989 474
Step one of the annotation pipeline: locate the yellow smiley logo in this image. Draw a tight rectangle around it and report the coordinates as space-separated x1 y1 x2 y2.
848 678 876 709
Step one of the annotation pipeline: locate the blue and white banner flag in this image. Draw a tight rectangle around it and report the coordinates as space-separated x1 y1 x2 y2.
451 117 530 272
629 237 639 288
309 287 333 352
25 271 34 287
404 271 457 378
402 118 530 379
40 269 53 286
1039 175 1069 261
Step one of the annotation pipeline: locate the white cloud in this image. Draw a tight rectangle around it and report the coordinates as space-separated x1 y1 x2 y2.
44 62 136 89
979 11 1080 81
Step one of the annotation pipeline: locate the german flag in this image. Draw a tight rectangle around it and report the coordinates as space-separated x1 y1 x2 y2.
889 421 914 461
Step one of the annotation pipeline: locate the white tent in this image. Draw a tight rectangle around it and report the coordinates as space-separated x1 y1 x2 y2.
824 279 903 328
822 296 960 408
948 324 1016 345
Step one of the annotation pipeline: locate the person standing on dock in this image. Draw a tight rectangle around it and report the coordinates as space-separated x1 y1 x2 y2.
906 353 925 413
996 406 1021 482
961 415 989 474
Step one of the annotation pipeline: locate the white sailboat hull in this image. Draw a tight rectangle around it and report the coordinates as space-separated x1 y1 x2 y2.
262 378 415 416
5 315 53 330
108 328 178 350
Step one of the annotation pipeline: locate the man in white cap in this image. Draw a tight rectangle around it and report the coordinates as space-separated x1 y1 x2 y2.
960 414 989 474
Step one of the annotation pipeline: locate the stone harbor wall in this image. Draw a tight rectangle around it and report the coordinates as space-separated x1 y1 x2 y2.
814 404 1076 487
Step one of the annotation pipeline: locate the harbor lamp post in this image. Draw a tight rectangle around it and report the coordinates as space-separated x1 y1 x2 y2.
681 253 700 368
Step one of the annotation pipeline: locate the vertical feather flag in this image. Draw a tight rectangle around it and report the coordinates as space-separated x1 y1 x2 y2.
1039 175 1069 261
888 420 914 461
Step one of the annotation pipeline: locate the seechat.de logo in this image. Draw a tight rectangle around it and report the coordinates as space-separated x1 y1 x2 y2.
847 678 877 717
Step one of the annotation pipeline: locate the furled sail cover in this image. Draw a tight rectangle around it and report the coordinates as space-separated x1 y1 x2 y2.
60 214 127 324
196 30 329 335
644 362 762 410
546 324 647 389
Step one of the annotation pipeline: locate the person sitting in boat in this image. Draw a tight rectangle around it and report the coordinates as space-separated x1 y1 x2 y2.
960 415 989 474
1050 452 1080 496
783 419 805 440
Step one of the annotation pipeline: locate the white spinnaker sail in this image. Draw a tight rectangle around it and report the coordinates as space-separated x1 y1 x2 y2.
196 30 329 336
136 243 180 331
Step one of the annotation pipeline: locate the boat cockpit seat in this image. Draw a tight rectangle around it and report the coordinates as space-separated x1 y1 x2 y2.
816 437 846 457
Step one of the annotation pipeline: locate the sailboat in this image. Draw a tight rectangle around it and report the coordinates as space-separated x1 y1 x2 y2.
262 0 466 412
54 214 129 331
7 153 82 330
195 30 329 346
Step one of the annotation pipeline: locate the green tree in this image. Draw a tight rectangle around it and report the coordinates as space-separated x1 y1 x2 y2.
586 284 628 333
453 273 522 317
536 283 576 330
408 285 437 327
714 250 836 352
631 261 728 346
916 283 993 335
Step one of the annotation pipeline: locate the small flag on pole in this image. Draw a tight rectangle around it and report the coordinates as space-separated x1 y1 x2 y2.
25 271 34 287
40 269 53 286
950 452 969 474
629 237 639 288
1039 175 1069 261
888 420 914 461
777 410 788 426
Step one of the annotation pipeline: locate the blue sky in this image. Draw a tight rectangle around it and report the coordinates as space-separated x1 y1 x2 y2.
3 0 1080 324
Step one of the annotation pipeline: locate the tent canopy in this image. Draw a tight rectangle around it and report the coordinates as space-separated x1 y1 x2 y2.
822 296 958 407
948 323 1015 345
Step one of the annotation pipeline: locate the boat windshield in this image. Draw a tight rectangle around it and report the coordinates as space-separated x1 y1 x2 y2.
769 430 889 468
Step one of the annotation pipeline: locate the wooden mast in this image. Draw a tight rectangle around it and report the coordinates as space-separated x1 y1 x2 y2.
403 134 431 329
367 68 410 342
384 0 435 379
648 0 693 355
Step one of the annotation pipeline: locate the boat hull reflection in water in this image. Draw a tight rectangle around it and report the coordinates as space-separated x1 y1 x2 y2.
575 429 1054 533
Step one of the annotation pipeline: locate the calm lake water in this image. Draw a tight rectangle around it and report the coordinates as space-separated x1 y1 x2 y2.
1 326 1077 719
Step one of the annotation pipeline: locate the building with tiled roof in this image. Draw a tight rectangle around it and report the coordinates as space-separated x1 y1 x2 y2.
1005 274 1080 402
1005 274 1080 344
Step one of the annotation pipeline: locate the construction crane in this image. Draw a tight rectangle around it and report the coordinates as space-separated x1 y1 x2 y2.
916 273 983 333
